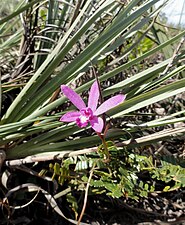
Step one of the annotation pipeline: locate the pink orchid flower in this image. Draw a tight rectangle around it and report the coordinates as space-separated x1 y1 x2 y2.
60 81 125 133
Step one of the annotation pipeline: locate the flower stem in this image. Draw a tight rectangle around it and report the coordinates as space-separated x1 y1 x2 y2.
97 132 110 163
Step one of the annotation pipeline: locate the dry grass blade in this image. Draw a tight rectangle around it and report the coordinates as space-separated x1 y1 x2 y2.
3 183 89 225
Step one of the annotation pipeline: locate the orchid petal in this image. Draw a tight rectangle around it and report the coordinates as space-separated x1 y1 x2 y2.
60 111 81 122
90 116 104 133
88 81 100 112
94 94 126 116
61 85 86 110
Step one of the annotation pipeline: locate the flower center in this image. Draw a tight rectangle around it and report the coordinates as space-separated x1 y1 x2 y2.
76 107 93 128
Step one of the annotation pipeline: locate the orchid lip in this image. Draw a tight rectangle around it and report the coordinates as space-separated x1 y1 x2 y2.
76 107 94 128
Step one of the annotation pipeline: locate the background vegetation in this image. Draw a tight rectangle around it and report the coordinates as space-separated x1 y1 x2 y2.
0 0 185 224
